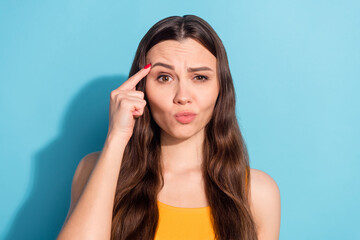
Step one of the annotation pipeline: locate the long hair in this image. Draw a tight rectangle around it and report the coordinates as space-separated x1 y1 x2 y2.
111 15 258 240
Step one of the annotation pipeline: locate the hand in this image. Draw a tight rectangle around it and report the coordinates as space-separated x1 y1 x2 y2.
107 64 151 141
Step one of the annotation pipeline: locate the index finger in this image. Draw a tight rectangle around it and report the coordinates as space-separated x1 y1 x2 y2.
119 64 152 91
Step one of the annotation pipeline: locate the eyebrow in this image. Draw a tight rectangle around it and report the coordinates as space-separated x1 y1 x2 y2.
151 62 214 72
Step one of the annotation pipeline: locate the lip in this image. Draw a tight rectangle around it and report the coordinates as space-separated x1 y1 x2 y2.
175 111 197 117
174 111 197 124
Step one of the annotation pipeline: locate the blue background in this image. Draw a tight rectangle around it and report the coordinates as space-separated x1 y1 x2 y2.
1 0 359 239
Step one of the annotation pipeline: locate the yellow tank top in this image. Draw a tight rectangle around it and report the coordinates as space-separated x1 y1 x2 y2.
154 200 215 240
154 169 249 239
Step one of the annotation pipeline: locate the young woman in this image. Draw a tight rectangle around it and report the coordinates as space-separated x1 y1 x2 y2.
57 15 281 240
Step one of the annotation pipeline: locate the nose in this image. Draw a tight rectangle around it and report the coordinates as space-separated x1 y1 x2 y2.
173 80 192 105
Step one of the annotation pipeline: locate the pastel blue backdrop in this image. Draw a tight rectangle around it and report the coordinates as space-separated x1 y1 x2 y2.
1 0 359 239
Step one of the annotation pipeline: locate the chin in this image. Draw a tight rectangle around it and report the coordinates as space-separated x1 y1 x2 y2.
164 126 204 140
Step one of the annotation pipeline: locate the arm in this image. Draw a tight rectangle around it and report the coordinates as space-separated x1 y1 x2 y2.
57 64 151 239
57 134 128 240
249 169 281 240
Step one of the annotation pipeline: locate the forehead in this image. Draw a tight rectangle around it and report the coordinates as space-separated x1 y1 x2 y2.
145 38 216 67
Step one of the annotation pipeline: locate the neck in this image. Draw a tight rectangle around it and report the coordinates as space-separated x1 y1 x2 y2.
160 128 205 173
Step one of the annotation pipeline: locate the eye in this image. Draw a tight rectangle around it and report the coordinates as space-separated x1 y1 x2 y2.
194 75 209 81
157 75 173 83
156 74 209 83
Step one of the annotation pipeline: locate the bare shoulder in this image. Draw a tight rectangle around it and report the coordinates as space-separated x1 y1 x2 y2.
249 168 281 240
75 151 101 178
64 151 101 221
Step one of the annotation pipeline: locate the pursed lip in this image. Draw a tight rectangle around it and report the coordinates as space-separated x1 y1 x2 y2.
175 111 197 117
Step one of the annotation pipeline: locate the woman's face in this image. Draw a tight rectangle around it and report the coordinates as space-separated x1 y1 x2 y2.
145 38 219 140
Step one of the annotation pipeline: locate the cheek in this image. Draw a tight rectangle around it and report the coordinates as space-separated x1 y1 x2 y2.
200 87 219 108
145 85 170 117
145 81 157 105
146 95 172 131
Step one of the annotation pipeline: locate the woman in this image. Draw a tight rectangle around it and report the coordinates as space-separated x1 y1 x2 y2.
57 15 280 240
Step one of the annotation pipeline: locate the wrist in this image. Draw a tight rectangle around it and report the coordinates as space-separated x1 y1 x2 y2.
104 132 129 149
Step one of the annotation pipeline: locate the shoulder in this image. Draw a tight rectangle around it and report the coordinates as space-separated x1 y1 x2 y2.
75 151 101 176
71 151 101 194
249 168 281 240
71 152 101 188
65 151 101 221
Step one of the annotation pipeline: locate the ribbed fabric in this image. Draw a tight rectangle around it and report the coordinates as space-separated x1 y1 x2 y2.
154 200 215 240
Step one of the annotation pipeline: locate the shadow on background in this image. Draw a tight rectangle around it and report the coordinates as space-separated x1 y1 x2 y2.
4 75 127 239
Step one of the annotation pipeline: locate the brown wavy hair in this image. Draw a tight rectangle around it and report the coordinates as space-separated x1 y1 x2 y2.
111 15 258 240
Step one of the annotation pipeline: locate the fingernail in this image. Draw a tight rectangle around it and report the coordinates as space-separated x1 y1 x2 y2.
144 63 151 69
